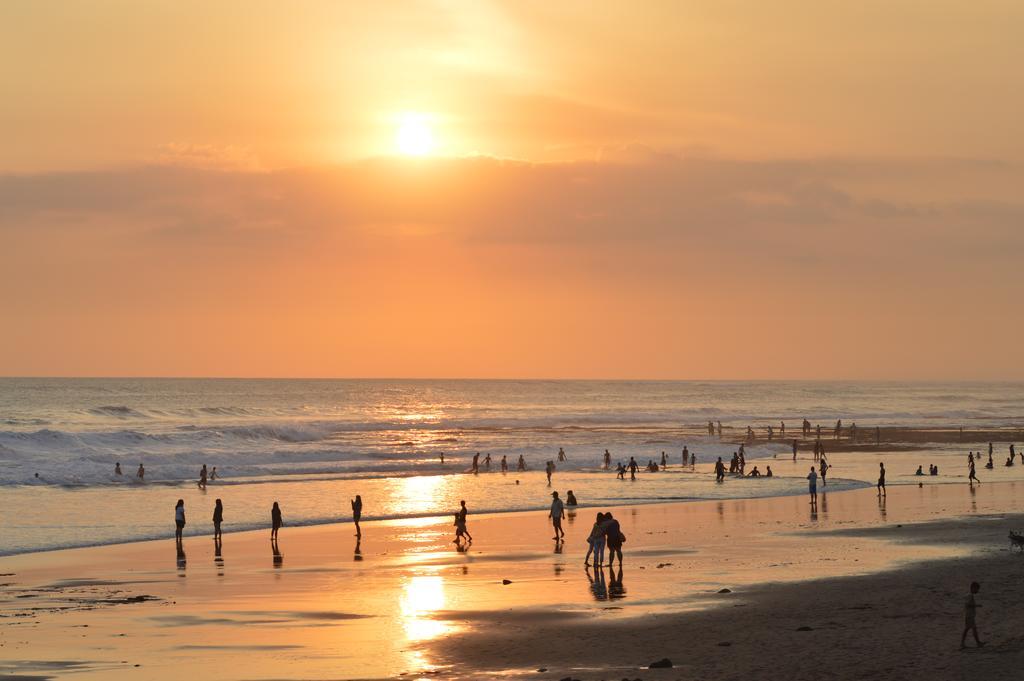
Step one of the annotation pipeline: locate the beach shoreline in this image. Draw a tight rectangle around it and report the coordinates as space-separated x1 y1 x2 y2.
3 481 1024 679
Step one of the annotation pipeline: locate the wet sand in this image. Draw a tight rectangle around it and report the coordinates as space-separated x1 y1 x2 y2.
2 482 1024 679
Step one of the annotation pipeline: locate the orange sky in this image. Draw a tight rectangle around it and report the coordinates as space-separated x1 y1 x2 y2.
1 1 1022 379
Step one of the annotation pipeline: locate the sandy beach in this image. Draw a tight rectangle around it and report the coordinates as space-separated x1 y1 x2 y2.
3 480 1024 680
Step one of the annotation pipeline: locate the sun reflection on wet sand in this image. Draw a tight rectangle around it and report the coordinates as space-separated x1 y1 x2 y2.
400 574 455 671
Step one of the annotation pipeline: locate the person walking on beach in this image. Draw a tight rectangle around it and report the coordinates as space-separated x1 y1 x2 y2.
351 495 363 537
198 464 207 489
877 462 887 496
807 466 818 506
457 500 472 541
174 499 186 543
968 459 980 486
501 455 508 472
558 447 567 462
960 582 985 649
603 512 624 568
549 491 565 540
792 439 798 461
545 460 554 485
715 456 725 482
137 463 145 480
819 455 829 486
472 453 480 474
616 462 626 479
271 501 282 541
517 455 526 471
682 446 689 466
660 451 667 468
780 421 785 437
484 453 491 470
212 499 223 540
628 457 639 481
585 512 606 566
603 449 611 469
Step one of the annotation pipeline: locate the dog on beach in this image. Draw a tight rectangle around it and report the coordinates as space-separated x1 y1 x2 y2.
1009 530 1024 552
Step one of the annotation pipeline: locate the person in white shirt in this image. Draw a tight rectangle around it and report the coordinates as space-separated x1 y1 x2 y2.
549 491 565 540
174 499 186 543
807 467 818 506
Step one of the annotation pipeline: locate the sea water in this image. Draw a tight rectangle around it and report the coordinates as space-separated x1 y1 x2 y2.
0 378 1021 555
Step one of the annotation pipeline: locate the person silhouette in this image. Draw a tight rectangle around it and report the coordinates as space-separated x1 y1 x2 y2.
549 491 565 540
174 499 186 543
271 502 282 540
212 499 223 541
351 495 363 537
457 500 472 541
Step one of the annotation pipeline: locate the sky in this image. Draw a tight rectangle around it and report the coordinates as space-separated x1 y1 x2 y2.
1 0 1022 379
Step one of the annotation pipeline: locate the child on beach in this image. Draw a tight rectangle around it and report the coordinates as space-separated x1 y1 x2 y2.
960 582 985 649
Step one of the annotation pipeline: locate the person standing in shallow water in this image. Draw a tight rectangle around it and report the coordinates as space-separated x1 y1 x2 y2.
549 491 565 540
212 499 223 541
351 495 363 537
174 499 185 543
137 463 145 480
271 502 282 541
877 462 886 496
968 459 980 486
807 467 818 506
715 456 725 482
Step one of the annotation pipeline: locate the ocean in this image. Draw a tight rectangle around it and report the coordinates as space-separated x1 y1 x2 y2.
1 378 1021 555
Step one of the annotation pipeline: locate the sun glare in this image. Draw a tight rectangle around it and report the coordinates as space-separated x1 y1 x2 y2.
395 112 435 156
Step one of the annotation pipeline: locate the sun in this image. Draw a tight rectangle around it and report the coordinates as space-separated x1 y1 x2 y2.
395 112 435 156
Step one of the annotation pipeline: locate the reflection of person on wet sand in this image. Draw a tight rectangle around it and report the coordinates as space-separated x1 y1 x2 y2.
174 499 186 543
271 501 282 540
176 542 186 570
272 539 282 568
585 565 607 600
351 495 362 537
354 538 363 561
212 499 223 541
608 566 626 599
